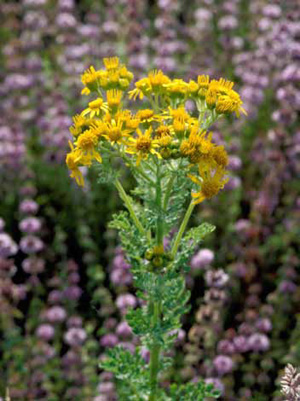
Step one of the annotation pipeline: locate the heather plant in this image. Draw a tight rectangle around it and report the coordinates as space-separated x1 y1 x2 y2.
66 56 246 400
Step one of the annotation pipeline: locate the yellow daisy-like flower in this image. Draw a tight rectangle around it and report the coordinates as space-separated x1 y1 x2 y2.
180 129 214 163
81 98 109 118
189 166 228 204
107 89 123 112
216 90 247 117
103 119 131 145
126 127 162 166
163 106 190 122
164 79 189 99
154 125 173 138
89 120 108 139
136 109 160 124
75 130 102 164
81 66 101 95
197 75 210 98
66 149 85 187
187 80 199 96
211 145 229 168
128 70 170 100
69 114 93 137
103 57 120 71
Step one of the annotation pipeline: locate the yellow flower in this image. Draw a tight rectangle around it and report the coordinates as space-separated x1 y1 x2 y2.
164 79 188 98
69 114 93 137
103 57 120 71
180 129 214 163
211 145 229 168
163 106 189 122
75 130 102 164
128 70 170 100
136 109 160 124
104 119 131 145
89 120 108 139
126 127 161 165
189 166 228 204
155 125 173 138
216 90 247 117
66 149 85 186
205 77 247 116
197 75 210 98
81 65 101 95
187 80 199 96
107 89 123 112
81 98 109 118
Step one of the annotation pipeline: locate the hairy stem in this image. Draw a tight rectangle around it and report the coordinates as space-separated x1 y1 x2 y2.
114 179 146 236
171 199 195 257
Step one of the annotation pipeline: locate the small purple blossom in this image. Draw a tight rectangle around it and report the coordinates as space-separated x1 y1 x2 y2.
36 324 55 341
190 249 214 270
45 306 67 323
64 327 87 347
248 333 270 352
213 355 234 375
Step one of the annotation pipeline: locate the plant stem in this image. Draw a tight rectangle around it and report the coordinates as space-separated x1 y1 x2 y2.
163 173 176 211
114 178 146 236
155 164 164 247
149 300 161 401
171 199 195 257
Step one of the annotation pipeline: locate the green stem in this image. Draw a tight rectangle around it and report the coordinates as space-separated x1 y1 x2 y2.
163 173 176 211
114 179 146 236
171 199 195 257
149 300 161 401
155 164 164 247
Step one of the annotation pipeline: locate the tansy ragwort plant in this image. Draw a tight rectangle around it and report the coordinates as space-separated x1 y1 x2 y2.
66 57 246 401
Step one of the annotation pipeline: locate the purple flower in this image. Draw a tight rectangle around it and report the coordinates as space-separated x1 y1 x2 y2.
140 347 150 363
217 340 235 355
22 257 45 274
205 269 229 288
279 280 297 294
97 382 115 395
248 333 270 352
0 218 5 232
0 233 18 257
100 334 118 348
19 217 41 233
218 15 238 30
255 318 272 333
46 306 67 323
67 316 82 328
116 293 137 310
190 249 214 270
36 324 55 341
213 355 234 375
20 235 44 254
233 335 249 353
116 321 132 338
64 285 82 300
19 199 39 214
48 290 63 304
56 13 77 29
64 327 87 346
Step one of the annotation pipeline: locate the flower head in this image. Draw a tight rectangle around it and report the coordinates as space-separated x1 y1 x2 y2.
81 97 109 118
126 127 161 165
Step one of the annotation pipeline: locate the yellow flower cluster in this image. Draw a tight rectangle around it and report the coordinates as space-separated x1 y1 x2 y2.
67 57 245 203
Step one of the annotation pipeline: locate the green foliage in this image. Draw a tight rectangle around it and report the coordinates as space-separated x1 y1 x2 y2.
168 381 221 400
109 210 148 269
127 271 190 350
172 222 216 272
100 347 148 401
